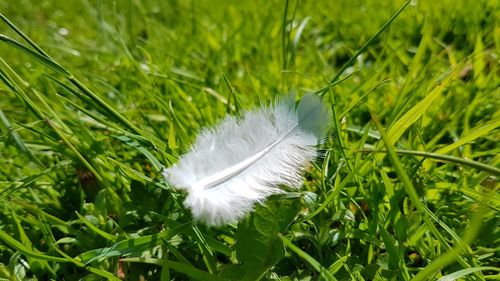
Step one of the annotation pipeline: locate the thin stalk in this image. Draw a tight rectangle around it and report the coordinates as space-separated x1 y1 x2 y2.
360 148 500 176
315 0 411 97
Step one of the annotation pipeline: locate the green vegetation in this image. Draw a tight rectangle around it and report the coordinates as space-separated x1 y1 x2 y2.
0 0 498 280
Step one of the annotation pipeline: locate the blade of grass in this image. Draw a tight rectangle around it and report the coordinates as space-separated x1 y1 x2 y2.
315 0 411 97
278 233 337 281
0 219 119 280
11 199 71 233
75 212 117 242
77 222 191 264
0 109 45 168
0 58 71 133
328 87 355 177
0 35 69 75
383 66 459 147
0 58 103 182
0 16 148 141
161 256 171 281
434 120 500 155
0 229 69 263
301 171 354 222
114 135 163 171
360 148 500 176
190 225 217 274
281 0 291 72
0 13 51 58
437 267 500 281
371 113 475 272
165 260 227 281
340 79 390 119
0 160 72 199
51 246 121 280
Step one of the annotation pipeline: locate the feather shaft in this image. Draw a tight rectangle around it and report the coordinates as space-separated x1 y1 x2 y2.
193 135 282 190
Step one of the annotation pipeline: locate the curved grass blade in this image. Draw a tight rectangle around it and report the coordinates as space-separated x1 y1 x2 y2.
0 35 69 75
0 229 68 263
315 0 411 97
75 212 117 242
435 120 500 155
0 109 45 168
437 267 500 281
77 222 191 264
0 15 147 141
383 66 459 147
278 233 337 281
360 148 500 176
121 256 227 281
165 260 227 281
0 13 51 58
0 160 72 199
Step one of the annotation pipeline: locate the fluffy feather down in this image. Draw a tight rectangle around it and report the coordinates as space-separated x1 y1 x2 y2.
163 94 330 226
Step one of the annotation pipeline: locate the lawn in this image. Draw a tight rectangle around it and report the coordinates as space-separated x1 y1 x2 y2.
0 0 498 280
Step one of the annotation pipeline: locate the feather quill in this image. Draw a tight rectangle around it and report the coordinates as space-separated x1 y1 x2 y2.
163 94 330 226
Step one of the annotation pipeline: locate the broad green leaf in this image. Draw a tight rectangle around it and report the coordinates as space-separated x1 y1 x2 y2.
278 233 337 281
222 198 300 280
166 260 227 281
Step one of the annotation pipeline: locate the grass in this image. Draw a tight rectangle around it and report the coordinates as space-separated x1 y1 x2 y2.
0 0 499 280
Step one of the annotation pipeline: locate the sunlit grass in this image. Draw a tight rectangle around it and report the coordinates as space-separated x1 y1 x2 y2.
0 0 498 280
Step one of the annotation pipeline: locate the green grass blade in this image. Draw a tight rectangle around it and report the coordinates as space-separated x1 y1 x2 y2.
0 15 150 142
165 260 228 281
0 35 69 75
0 229 69 263
371 114 474 272
75 212 117 242
0 109 45 168
435 120 500 155
437 267 500 281
0 160 72 199
316 0 411 97
0 13 51 58
384 68 458 147
52 246 121 280
278 233 337 281
77 222 191 264
360 148 500 176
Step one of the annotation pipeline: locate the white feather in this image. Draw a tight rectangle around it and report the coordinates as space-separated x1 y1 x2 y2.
163 94 330 226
